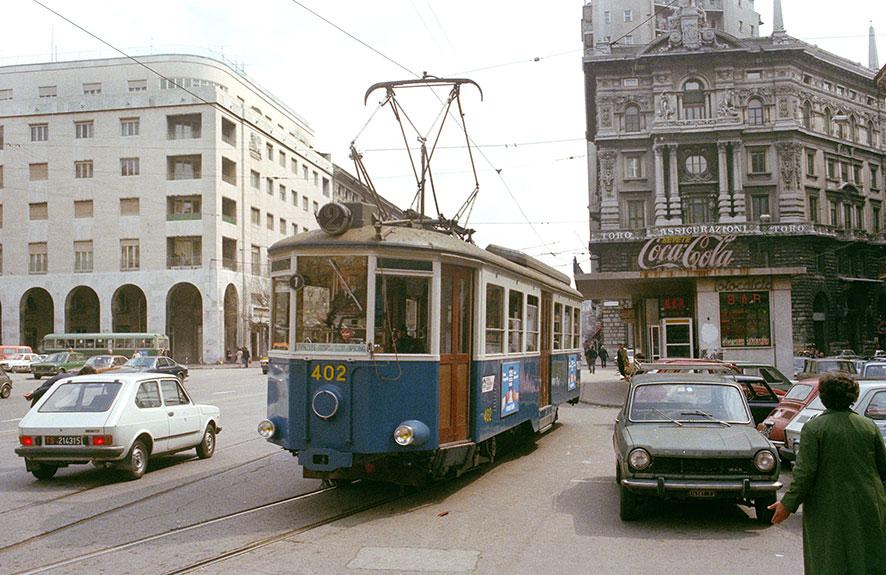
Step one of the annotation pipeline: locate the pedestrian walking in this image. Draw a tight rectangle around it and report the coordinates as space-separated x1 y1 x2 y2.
598 345 608 368
616 344 627 378
768 372 886 574
241 346 251 368
585 346 597 374
235 348 243 366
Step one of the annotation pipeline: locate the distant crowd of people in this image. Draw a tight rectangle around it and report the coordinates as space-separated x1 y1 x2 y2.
227 346 251 367
583 340 643 382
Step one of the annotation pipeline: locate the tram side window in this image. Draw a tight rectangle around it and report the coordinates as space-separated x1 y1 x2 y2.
526 294 539 352
271 278 290 350
573 307 581 349
485 284 504 354
374 274 430 354
294 256 367 346
508 290 524 353
563 306 573 351
553 303 563 350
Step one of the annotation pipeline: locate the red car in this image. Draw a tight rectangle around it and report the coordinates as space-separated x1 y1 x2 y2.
757 376 821 446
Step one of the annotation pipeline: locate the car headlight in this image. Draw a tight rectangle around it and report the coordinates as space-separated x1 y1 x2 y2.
257 419 276 439
394 424 414 446
628 448 651 471
754 450 777 472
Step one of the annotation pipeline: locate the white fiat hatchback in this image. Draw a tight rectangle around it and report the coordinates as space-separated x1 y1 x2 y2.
16 372 221 480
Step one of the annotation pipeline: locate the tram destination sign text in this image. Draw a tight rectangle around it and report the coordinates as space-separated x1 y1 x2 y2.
591 222 816 243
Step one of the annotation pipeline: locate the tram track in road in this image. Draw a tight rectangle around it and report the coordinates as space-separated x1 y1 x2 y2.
0 450 278 554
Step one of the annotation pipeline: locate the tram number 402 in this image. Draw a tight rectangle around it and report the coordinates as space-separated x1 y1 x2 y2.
311 364 347 382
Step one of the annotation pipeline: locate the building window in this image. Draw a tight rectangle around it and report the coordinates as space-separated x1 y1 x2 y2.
38 85 57 98
682 79 706 120
873 207 881 233
74 241 93 273
604 10 611 23
626 200 645 228
485 284 504 354
120 239 140 271
508 290 524 353
266 177 274 196
0 165 3 188
279 151 286 168
806 149 816 176
313 201 319 214
128 79 147 92
74 199 93 218
29 163 49 181
251 245 261 275
120 157 139 176
827 158 837 179
624 105 641 132
685 154 707 175
291 190 297 206
279 184 286 201
120 197 140 216
302 165 309 180
75 121 94 139
749 149 768 174
292 223 299 235
0 89 12 100
221 117 236 146
853 164 862 184
624 156 642 179
266 143 273 161
221 157 237 185
302 197 308 211
30 123 48 142
166 155 201 180
251 207 261 226
746 70 762 80
747 98 764 126
167 195 201 219
267 213 274 230
622 78 639 88
856 205 864 230
291 158 298 174
841 163 849 182
720 292 771 347
872 165 880 189
279 218 286 234
750 194 771 221
120 118 140 136
167 237 202 268
74 160 94 179
322 177 330 197
802 101 813 129
808 195 819 223
824 108 833 135
29 242 48 274
29 202 48 220
82 82 102 95
683 195 715 224
843 204 852 229
167 114 201 139
623 9 632 22
830 201 838 226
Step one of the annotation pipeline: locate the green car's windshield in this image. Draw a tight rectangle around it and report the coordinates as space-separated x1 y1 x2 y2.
39 382 122 413
44 352 68 363
630 383 749 423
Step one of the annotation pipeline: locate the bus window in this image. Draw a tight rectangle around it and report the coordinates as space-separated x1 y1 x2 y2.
374 274 430 354
526 295 539 352
272 278 291 350
485 285 504 354
508 290 524 353
553 303 563 350
295 256 367 346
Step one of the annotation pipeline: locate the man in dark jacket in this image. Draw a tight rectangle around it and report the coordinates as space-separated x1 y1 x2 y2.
585 345 597 374
769 373 886 574
25 365 97 407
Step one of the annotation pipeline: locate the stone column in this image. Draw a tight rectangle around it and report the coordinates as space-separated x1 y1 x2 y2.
654 145 668 224
717 142 732 222
731 143 747 222
777 142 805 223
667 145 683 223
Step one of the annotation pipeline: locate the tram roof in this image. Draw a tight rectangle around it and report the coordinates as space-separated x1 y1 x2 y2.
270 224 581 298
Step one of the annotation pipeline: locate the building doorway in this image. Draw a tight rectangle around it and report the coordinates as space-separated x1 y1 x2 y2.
648 324 662 360
166 283 202 364
20 288 54 351
662 318 693 358
65 286 100 333
112 284 147 333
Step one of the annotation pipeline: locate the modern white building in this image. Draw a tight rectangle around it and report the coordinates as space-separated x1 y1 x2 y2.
0 54 335 363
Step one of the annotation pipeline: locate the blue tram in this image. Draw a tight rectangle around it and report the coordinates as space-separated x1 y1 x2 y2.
259 204 583 484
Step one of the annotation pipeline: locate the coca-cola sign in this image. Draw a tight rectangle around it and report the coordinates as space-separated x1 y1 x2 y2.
638 234 736 271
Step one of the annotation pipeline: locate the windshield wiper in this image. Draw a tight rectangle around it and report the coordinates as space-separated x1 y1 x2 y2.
680 410 731 427
651 408 683 427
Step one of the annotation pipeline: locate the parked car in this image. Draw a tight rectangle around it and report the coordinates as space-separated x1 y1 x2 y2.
613 373 782 523
781 380 886 464
0 345 34 360
260 356 269 375
0 353 41 373
84 355 129 373
15 372 221 480
0 367 12 399
734 375 781 424
796 357 856 380
30 352 87 379
862 362 886 378
757 377 822 447
121 355 188 381
733 362 793 394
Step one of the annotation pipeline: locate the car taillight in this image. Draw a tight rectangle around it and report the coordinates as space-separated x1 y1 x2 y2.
90 435 113 446
19 436 41 446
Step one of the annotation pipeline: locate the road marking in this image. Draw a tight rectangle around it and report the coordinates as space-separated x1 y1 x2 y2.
1 418 22 423
0 429 20 435
212 391 237 395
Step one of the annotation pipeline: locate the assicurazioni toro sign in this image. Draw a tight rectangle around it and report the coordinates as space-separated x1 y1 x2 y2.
591 222 824 243
638 234 736 271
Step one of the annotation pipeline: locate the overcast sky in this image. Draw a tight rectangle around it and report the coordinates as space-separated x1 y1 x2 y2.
5 0 885 276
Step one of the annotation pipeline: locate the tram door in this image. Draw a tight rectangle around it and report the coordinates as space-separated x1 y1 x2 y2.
439 265 473 444
539 292 552 407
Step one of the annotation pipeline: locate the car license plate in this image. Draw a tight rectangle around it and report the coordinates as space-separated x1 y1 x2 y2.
47 435 83 446
688 490 716 498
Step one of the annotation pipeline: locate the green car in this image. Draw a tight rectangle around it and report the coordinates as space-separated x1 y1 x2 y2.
30 352 87 379
613 373 782 523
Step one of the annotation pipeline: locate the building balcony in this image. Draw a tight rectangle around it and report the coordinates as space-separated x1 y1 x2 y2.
167 213 201 221
167 255 202 269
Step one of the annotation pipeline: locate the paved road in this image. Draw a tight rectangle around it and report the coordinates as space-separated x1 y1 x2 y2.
0 368 805 574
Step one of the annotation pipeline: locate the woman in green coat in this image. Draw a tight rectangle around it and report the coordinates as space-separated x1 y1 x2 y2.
769 373 886 574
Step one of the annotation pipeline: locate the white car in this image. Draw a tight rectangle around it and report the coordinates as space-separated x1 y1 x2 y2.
0 353 40 373
783 380 886 460
15 372 221 481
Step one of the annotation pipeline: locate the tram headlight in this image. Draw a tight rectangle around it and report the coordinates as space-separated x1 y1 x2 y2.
393 420 430 447
257 419 276 439
754 450 777 473
628 448 652 471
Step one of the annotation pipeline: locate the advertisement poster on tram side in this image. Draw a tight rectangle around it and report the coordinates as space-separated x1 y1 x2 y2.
501 362 520 417
568 355 578 391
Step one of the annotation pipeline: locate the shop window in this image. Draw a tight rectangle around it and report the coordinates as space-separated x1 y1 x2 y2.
508 290 524 353
271 279 290 351
720 292 771 347
294 256 367 347
526 295 539 352
485 285 505 354
553 302 563 350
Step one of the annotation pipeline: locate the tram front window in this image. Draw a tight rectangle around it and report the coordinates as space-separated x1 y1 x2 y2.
295 256 367 347
271 278 290 350
374 274 430 354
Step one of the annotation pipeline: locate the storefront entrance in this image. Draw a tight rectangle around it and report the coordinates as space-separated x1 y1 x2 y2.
662 318 693 358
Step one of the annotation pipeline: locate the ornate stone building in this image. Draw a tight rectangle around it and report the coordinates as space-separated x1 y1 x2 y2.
576 1 886 373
